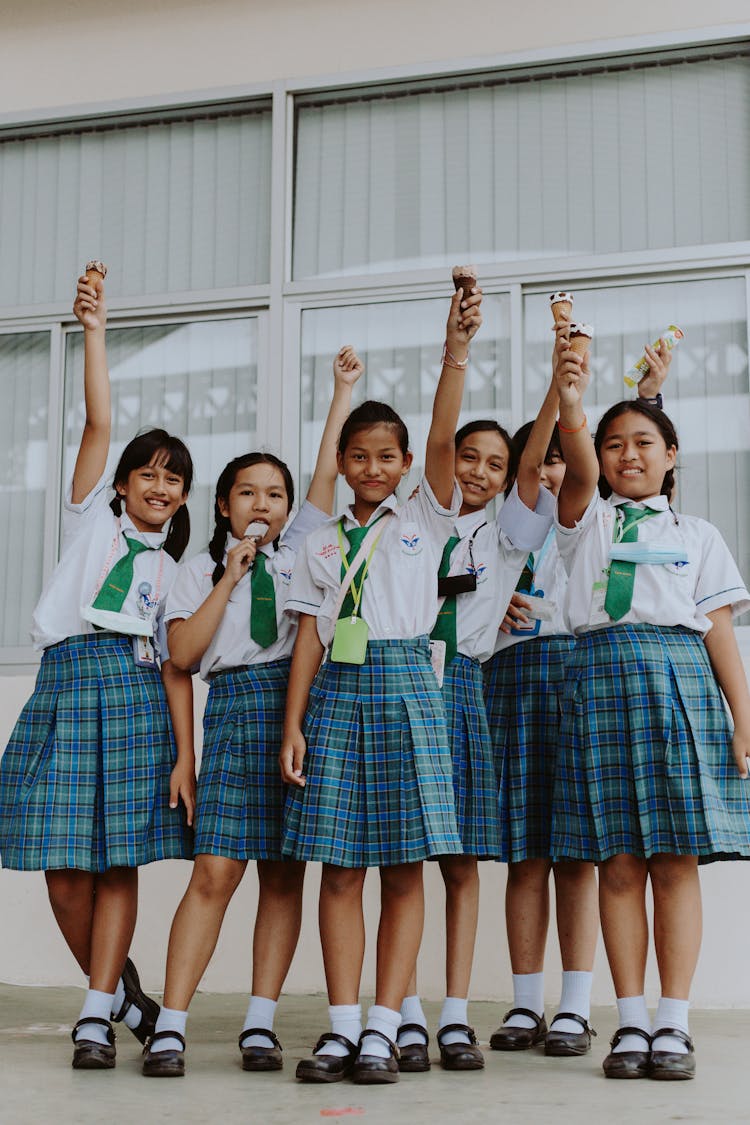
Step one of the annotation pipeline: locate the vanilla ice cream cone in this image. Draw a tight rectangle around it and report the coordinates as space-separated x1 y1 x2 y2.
569 323 593 357
550 291 574 325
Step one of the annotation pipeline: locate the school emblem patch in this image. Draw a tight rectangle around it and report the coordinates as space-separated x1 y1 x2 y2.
469 560 488 584
279 567 293 584
400 527 423 556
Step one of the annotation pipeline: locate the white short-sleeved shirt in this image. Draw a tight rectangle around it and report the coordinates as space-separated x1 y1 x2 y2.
31 472 178 654
164 501 328 679
285 477 460 648
556 491 750 636
493 527 570 653
445 483 555 662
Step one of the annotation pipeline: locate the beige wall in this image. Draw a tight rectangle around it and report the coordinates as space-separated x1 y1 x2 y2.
0 1 749 114
1 2 750 1009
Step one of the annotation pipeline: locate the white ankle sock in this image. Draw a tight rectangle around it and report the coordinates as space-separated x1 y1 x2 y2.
398 994 427 1046
316 1004 362 1057
505 973 544 1028
76 989 116 1045
612 995 651 1053
110 976 143 1031
551 970 592 1033
360 1004 400 1059
150 1007 188 1054
439 996 470 1045
653 997 690 1054
240 995 278 1048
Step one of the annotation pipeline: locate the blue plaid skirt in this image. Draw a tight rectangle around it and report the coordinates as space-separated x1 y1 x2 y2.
196 659 290 861
484 635 574 862
282 637 461 868
0 634 193 872
550 624 750 863
441 654 500 858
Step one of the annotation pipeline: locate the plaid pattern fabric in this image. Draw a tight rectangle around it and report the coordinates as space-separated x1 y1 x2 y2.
550 624 750 863
441 654 501 857
195 659 290 860
484 636 574 862
0 634 192 872
282 637 461 867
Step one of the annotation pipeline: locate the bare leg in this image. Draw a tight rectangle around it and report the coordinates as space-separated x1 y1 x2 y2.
45 869 96 974
251 859 306 1000
598 854 649 997
553 861 599 970
438 854 479 998
505 858 552 973
319 864 367 1005
649 854 701 999
162 853 247 1010
88 867 139 993
375 862 424 1011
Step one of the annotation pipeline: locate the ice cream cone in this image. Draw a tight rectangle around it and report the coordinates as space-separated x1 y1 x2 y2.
452 264 477 299
550 291 574 325
569 323 593 357
85 260 107 288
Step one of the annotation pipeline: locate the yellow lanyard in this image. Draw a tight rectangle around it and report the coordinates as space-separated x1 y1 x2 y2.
337 518 388 619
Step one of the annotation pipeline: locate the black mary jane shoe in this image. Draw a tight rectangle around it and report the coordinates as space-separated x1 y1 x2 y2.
295 1033 359 1083
397 1023 431 1072
544 1012 596 1057
71 1017 116 1070
489 1008 547 1051
649 1027 696 1081
436 1024 485 1071
142 1030 186 1078
602 1026 652 1079
239 1027 283 1072
351 1029 400 1085
113 957 160 1045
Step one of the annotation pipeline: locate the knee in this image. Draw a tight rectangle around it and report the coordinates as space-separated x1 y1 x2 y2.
321 865 366 898
379 862 423 899
507 859 551 892
258 860 306 898
440 856 479 893
190 857 245 903
648 854 698 893
600 855 647 896
96 866 138 892
45 869 90 909
553 860 596 891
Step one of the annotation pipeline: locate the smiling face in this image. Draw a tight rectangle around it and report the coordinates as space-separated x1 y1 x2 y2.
218 463 290 546
337 423 413 521
598 410 676 501
454 429 511 514
539 449 566 497
116 452 187 533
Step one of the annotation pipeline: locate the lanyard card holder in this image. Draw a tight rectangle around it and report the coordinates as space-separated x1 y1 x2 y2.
133 634 157 668
331 614 369 665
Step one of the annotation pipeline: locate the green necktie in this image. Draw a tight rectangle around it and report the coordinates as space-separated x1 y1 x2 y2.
339 524 371 620
250 552 278 647
604 505 656 621
92 535 152 612
430 535 461 666
516 552 535 594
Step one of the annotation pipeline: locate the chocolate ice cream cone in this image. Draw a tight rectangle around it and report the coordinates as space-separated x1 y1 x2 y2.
452 264 477 299
85 260 107 288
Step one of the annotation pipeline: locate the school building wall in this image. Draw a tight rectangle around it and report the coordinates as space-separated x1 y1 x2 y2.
1 0 749 1008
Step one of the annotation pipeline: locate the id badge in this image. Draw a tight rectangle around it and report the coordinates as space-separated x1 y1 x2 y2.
133 634 157 668
330 616 369 665
588 578 610 628
429 639 446 687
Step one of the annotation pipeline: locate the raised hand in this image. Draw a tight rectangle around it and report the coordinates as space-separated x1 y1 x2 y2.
73 275 107 332
333 345 364 387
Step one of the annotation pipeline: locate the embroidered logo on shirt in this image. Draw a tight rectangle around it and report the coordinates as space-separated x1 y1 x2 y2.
279 567 293 584
469 560 488 584
400 530 422 556
316 543 340 559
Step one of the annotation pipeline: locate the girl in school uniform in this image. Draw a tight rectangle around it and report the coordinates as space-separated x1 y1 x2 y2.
397 389 561 1073
551 342 750 1081
485 330 672 1059
0 273 195 1069
280 286 481 1085
141 348 362 1078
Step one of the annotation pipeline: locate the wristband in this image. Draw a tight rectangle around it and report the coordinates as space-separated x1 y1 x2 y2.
441 343 469 370
641 393 663 409
558 414 587 434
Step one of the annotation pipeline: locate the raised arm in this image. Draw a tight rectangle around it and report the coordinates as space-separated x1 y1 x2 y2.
306 346 363 514
515 378 560 511
425 286 482 508
636 337 672 403
554 333 598 528
71 274 111 504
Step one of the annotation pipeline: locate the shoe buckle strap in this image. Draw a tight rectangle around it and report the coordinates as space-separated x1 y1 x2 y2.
358 1028 400 1059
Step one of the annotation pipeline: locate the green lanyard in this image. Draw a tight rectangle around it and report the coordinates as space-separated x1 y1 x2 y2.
336 518 387 620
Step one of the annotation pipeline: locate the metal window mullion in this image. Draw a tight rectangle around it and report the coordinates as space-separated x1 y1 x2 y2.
44 322 65 575
509 283 524 424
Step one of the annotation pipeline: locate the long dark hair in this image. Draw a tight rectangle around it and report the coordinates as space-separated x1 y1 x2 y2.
337 400 410 455
594 400 678 499
110 428 193 561
512 419 564 498
454 418 517 498
208 452 295 586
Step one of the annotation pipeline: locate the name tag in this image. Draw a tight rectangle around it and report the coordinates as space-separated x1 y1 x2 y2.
330 616 369 665
429 639 446 687
588 578 610 628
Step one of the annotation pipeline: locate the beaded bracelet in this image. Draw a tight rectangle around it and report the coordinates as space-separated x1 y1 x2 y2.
558 414 587 434
441 343 469 370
